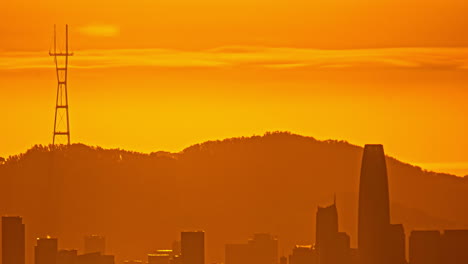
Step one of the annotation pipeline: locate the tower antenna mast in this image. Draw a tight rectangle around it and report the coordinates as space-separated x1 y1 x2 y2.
50 24 73 145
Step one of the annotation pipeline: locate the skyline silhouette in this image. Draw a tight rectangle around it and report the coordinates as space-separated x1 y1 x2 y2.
2 140 468 264
1 132 467 264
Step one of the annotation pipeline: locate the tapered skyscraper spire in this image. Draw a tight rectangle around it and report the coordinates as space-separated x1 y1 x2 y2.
358 144 391 264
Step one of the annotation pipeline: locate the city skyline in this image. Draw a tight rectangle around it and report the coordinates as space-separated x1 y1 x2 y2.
2 143 467 264
1 132 467 263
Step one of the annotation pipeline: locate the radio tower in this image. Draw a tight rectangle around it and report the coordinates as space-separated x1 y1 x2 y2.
50 24 73 145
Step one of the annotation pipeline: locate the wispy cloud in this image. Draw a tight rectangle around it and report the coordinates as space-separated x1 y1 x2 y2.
78 24 120 37
1 46 468 71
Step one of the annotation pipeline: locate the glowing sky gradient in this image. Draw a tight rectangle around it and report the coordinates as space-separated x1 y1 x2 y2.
1 0 467 175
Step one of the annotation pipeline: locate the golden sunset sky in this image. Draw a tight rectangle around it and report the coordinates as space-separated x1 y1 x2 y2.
1 0 467 175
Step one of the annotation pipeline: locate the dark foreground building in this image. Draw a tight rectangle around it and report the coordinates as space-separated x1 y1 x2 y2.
288 245 317 264
225 233 278 264
2 216 25 264
358 144 405 264
57 250 78 264
35 237 58 264
315 202 351 264
181 231 205 264
442 230 468 264
85 235 106 254
409 230 442 264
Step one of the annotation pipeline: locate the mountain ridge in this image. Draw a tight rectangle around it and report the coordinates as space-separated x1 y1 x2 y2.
0 131 467 263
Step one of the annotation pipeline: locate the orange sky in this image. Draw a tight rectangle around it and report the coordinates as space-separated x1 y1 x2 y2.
1 0 468 175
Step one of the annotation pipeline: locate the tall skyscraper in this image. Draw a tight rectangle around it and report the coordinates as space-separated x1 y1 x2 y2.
358 144 391 264
316 202 338 250
316 202 351 264
84 235 106 254
316 203 337 264
2 216 25 264
181 231 205 264
35 237 58 264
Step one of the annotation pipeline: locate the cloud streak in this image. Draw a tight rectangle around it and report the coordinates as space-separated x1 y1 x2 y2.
1 46 468 71
78 25 120 37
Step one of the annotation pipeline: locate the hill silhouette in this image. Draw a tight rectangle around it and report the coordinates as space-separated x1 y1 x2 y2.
0 132 467 263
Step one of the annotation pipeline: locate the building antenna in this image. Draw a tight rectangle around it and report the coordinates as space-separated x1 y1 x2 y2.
50 24 73 145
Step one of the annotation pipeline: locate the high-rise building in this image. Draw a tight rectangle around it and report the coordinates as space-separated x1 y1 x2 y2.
409 230 442 264
316 203 338 264
248 233 278 264
84 235 106 254
316 203 338 250
315 202 350 264
442 230 468 264
358 144 391 264
335 232 351 263
388 224 405 264
181 231 205 264
2 216 25 264
288 245 317 264
35 237 58 264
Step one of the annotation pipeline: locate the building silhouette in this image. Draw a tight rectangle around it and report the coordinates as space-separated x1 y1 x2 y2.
85 235 106 254
181 231 205 264
2 216 25 264
280 256 287 264
316 202 338 251
358 145 392 264
315 201 351 264
225 233 278 264
288 245 317 264
409 230 442 264
148 250 175 264
78 253 114 264
388 224 406 264
249 233 278 264
57 250 78 264
441 230 468 264
316 202 337 264
35 237 58 264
